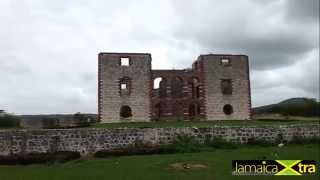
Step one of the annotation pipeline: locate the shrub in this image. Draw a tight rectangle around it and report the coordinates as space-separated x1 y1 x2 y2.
247 137 275 147
94 147 162 158
289 136 320 144
73 112 91 127
275 133 284 144
167 135 202 153
94 139 164 158
95 135 286 158
204 137 238 149
42 118 60 129
290 135 303 144
94 135 203 157
0 151 81 165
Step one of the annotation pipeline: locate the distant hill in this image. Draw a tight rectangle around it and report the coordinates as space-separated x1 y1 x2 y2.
278 98 316 106
253 97 320 117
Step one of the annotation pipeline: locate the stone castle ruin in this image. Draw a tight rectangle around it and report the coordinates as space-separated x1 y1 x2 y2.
98 53 251 123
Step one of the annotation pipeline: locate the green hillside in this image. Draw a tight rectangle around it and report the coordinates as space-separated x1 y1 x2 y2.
253 97 320 117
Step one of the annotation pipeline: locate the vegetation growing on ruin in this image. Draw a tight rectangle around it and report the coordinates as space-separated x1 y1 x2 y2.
92 119 320 129
0 152 80 165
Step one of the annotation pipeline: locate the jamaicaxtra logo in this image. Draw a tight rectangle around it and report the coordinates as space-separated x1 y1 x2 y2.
232 160 317 176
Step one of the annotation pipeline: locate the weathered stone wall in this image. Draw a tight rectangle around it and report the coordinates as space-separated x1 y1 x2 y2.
0 125 318 156
99 52 251 122
98 53 152 123
200 55 251 120
151 70 205 120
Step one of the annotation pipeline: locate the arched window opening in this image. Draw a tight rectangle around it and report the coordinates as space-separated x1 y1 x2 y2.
189 103 200 119
221 79 232 95
196 85 200 98
159 80 167 98
153 77 167 97
171 77 183 98
197 105 201 116
120 105 132 118
189 77 200 99
154 103 163 120
119 77 131 96
153 77 162 89
189 104 195 118
223 104 233 115
172 103 184 119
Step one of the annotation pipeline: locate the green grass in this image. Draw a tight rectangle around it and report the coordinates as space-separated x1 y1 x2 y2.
92 119 320 129
1 117 318 130
0 143 319 180
253 114 320 121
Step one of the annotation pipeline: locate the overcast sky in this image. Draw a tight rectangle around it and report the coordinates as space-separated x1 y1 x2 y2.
0 0 319 114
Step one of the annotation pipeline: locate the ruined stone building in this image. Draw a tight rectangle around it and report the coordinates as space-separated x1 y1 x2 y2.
98 52 251 123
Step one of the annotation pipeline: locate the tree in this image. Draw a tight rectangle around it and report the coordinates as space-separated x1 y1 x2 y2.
73 112 90 126
0 111 20 128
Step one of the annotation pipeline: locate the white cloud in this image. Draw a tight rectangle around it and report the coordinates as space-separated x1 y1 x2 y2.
251 48 319 107
0 0 318 114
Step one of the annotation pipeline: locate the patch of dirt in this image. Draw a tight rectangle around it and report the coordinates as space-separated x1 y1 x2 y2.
167 162 208 171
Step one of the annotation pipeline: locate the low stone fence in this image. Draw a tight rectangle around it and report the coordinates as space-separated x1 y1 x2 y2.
0 124 319 156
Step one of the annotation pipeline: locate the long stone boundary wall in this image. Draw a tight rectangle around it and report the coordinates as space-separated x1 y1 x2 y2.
0 124 319 156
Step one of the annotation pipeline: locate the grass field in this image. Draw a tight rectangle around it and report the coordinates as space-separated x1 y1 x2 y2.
1 116 319 130
0 143 319 180
92 119 320 129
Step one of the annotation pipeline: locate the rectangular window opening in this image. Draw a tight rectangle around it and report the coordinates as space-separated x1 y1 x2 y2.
221 58 230 66
120 57 130 66
221 79 232 95
121 83 127 90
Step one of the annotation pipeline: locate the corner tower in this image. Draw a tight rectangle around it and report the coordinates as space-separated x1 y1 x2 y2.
198 54 251 120
98 53 152 123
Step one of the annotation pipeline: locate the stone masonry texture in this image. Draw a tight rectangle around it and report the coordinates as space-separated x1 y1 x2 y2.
199 55 251 120
98 52 251 123
99 53 152 123
0 125 319 157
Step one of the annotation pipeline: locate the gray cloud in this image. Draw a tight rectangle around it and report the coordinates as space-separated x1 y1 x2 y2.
285 0 319 22
0 0 318 114
171 0 318 70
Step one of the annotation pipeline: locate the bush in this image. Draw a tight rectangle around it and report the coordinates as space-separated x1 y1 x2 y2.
94 140 162 158
94 135 202 157
204 137 238 149
94 135 319 158
0 114 20 128
42 118 60 129
94 147 161 158
95 135 240 158
73 112 91 127
168 135 202 153
289 136 320 144
275 133 284 144
0 151 81 165
247 138 275 147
